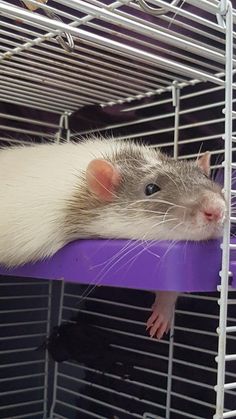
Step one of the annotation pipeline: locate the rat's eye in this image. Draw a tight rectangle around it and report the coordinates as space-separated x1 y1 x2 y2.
145 183 161 196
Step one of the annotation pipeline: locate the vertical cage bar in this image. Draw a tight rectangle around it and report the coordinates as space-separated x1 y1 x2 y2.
49 280 65 418
214 1 233 418
172 81 180 160
43 280 53 419
166 81 180 415
165 313 175 419
56 112 71 143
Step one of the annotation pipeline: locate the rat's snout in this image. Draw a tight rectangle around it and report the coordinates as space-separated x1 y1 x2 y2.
200 193 226 225
202 207 224 223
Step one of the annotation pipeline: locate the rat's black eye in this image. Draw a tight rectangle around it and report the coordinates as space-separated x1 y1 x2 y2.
145 183 161 196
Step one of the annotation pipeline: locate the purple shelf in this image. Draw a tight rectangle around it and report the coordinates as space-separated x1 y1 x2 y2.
0 238 236 292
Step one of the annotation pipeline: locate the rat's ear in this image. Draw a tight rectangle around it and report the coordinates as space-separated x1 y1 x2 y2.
86 159 121 202
196 152 211 176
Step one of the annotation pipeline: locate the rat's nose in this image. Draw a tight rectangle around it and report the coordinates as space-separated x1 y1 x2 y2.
203 208 223 222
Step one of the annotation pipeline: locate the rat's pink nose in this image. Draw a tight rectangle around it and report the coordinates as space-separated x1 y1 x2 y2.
203 208 223 222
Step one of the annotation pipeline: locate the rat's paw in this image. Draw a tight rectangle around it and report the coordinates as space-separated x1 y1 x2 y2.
146 311 170 340
146 291 178 340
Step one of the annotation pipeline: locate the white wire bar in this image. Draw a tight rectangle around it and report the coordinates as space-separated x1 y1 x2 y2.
0 0 234 111
0 19 177 84
0 278 50 419
214 2 234 419
52 283 236 419
0 0 227 66
73 85 235 138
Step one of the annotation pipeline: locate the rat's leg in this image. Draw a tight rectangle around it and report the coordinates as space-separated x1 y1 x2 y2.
146 291 179 339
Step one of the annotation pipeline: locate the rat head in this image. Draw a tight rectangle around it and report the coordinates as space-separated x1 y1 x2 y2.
82 142 226 241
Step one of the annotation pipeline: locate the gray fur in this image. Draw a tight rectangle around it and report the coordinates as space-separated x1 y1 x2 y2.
66 140 225 242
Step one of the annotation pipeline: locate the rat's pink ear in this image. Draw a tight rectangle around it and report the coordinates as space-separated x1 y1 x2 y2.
196 152 211 176
86 159 121 202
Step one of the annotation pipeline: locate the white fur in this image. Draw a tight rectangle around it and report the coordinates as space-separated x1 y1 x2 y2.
0 139 125 266
0 139 225 267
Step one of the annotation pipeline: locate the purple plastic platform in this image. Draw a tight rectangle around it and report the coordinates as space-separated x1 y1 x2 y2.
0 238 236 292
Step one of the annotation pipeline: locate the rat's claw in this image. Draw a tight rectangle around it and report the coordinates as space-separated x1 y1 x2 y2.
147 291 178 340
146 311 159 329
148 314 169 340
165 323 171 335
146 306 174 339
156 321 169 340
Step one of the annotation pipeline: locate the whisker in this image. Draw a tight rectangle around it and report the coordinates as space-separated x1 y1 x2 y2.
91 239 146 285
75 239 141 307
127 198 186 210
108 208 173 216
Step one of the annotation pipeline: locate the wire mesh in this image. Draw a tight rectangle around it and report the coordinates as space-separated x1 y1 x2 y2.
0 277 51 419
49 282 236 419
0 0 235 112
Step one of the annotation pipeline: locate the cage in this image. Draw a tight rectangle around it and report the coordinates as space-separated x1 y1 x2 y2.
0 1 235 418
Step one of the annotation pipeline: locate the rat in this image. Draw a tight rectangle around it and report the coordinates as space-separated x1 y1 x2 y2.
0 138 226 339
